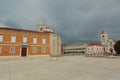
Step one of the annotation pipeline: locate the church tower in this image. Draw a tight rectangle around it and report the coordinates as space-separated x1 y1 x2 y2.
37 17 54 33
101 30 108 45
37 17 45 32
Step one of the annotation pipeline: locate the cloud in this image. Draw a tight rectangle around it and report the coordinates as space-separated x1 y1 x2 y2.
0 22 7 27
0 0 120 44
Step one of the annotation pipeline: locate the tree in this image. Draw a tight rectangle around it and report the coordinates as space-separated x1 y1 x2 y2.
114 40 120 55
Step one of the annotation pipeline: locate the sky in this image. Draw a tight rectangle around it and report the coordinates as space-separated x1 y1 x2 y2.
0 0 120 44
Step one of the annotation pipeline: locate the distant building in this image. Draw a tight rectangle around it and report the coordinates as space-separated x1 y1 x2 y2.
101 30 116 54
61 45 65 54
86 30 116 56
0 18 61 57
86 44 104 56
64 44 88 55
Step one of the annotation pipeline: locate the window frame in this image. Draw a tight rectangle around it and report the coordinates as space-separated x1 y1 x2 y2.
23 36 27 43
33 37 37 44
0 46 2 53
0 35 3 42
10 47 15 53
42 47 46 53
11 35 16 43
42 37 46 44
32 47 37 53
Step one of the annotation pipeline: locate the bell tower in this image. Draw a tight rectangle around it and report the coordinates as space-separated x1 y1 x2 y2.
101 30 108 45
37 17 45 32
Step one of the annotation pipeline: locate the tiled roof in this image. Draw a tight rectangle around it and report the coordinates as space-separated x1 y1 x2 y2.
0 27 53 34
88 43 103 46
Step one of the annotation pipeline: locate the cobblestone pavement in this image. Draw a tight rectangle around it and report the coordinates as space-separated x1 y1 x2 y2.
0 56 120 80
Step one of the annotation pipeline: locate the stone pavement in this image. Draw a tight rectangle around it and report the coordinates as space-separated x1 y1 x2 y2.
0 56 120 80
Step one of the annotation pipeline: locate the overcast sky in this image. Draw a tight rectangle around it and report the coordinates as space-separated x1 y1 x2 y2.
0 0 120 44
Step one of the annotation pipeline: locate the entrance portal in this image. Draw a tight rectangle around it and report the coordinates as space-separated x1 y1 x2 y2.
21 47 27 57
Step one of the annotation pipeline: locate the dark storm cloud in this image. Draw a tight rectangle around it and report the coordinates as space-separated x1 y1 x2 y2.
0 0 120 44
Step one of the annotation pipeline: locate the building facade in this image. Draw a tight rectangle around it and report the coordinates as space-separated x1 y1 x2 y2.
61 45 65 54
64 44 88 55
86 30 116 56
86 44 104 56
0 18 61 57
101 30 116 54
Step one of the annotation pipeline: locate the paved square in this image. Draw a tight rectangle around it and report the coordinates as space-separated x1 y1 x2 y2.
0 56 120 80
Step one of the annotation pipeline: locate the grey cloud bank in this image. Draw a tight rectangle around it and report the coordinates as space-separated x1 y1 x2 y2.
0 0 120 44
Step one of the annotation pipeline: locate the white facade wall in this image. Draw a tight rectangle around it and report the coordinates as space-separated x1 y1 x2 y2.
64 44 88 54
101 33 108 45
101 30 116 54
50 33 61 56
86 45 104 56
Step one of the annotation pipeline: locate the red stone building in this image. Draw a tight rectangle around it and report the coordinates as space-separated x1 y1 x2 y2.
0 18 61 57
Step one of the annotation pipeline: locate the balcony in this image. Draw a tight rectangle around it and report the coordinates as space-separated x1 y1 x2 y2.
21 42 29 46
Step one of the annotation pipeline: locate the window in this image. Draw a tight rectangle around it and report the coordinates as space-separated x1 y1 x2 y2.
10 47 15 53
11 35 16 42
0 35 3 42
32 47 37 53
33 37 37 44
42 47 46 53
0 46 2 53
92 48 93 50
23 36 27 43
42 37 46 44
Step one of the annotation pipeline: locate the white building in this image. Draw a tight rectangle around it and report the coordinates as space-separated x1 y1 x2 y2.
86 44 104 56
50 33 61 56
64 43 88 55
101 30 116 54
86 30 116 56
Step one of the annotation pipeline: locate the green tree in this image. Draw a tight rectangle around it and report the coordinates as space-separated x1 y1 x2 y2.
114 40 120 55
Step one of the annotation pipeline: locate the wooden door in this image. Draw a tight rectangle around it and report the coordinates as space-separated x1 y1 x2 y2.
21 47 27 57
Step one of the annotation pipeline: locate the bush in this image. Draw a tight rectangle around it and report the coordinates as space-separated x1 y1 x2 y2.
114 40 120 55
